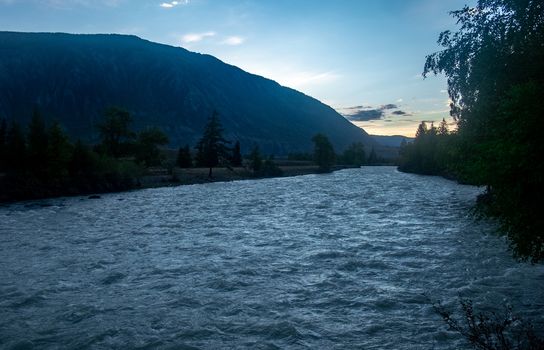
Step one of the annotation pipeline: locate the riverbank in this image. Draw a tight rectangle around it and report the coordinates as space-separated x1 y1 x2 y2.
0 164 357 203
140 164 354 187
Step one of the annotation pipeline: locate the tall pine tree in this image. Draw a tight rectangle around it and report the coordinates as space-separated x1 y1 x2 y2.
196 110 230 177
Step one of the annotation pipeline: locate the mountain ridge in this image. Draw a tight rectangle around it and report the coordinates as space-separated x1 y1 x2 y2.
0 31 374 154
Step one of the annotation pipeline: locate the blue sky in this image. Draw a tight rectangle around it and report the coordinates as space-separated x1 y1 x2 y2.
0 0 474 136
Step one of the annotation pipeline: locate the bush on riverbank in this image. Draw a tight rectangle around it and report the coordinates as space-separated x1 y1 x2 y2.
433 299 544 350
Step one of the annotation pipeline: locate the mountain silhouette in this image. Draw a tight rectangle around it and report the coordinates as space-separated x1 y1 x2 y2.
0 31 374 154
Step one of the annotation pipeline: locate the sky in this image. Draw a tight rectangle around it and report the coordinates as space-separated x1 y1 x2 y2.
0 0 475 136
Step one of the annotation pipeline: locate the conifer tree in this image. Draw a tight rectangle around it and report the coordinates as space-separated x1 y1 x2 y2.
231 140 243 167
196 110 229 177
437 118 449 136
248 145 263 175
27 109 49 179
47 121 72 184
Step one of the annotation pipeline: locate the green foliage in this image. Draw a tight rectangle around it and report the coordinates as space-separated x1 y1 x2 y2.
176 144 192 168
196 110 230 177
0 111 152 202
97 107 134 157
260 155 283 177
135 127 169 167
312 133 335 172
399 121 458 177
419 0 544 261
231 140 243 167
340 142 366 166
287 152 313 161
433 299 544 350
46 121 72 188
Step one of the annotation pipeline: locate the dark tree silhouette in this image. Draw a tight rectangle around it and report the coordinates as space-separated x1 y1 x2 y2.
423 0 544 261
0 118 6 171
367 147 378 165
97 107 134 157
176 144 192 168
27 110 49 181
47 121 72 186
312 133 335 172
341 142 366 166
248 144 263 175
135 127 169 166
5 122 26 175
231 140 243 167
196 110 230 178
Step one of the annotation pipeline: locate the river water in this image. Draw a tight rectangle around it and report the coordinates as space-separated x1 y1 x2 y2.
0 167 542 349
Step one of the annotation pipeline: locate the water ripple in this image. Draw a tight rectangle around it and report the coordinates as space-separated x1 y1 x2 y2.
0 167 543 349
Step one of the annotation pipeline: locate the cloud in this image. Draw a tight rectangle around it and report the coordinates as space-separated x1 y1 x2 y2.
346 109 384 121
341 103 412 121
222 36 245 46
181 31 216 43
280 71 341 88
160 0 188 8
381 104 397 110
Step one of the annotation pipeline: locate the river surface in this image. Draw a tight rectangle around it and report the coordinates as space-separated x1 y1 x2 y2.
1 167 543 349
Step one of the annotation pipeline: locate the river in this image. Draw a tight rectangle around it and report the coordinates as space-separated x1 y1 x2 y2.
0 166 542 349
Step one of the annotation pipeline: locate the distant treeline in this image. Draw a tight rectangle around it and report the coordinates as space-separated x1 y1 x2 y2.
0 107 375 202
0 107 168 201
398 0 544 262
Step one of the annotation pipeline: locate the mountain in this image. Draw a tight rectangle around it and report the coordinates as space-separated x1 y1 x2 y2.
371 135 413 148
0 31 374 154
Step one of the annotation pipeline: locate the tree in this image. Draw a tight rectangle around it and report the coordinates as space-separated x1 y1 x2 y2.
47 121 72 186
97 107 134 157
261 155 283 177
231 140 243 167
312 133 335 172
176 144 192 168
367 147 378 165
0 118 6 172
135 127 169 167
4 122 27 175
27 109 49 180
424 0 544 261
438 118 449 136
69 140 97 187
248 145 263 175
196 110 230 177
341 142 366 166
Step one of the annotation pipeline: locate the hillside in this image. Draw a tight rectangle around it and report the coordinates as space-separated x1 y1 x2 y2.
0 31 374 154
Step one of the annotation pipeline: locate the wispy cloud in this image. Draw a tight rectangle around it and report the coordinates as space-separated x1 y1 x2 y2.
339 103 412 122
160 0 188 8
222 36 245 46
181 31 216 43
281 71 340 88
